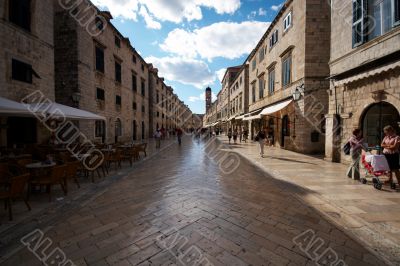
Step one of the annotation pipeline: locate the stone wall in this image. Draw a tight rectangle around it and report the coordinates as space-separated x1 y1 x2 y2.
0 0 55 146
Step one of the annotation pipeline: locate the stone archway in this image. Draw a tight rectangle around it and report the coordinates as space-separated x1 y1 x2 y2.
361 101 400 147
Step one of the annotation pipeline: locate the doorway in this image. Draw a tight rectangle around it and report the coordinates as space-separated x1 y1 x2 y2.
281 115 290 147
7 117 37 147
361 102 400 147
133 120 137 141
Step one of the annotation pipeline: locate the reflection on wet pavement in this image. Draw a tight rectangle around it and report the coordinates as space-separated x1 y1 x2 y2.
0 137 387 266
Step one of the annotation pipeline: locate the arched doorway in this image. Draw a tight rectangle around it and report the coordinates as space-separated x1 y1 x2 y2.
281 115 290 147
141 121 145 140
132 120 137 141
361 102 400 147
267 118 275 145
115 118 122 143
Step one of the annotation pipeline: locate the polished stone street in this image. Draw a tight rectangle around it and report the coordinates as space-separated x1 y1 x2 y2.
0 137 387 266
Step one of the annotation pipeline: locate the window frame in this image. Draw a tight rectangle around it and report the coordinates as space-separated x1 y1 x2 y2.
12 59 36 84
281 54 292 87
258 76 265 99
96 88 105 101
115 95 122 106
9 0 31 31
269 30 279 48
95 46 105 73
283 11 292 32
268 68 276 95
115 60 122 83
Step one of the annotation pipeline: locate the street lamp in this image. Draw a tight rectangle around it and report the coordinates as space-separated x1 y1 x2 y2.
292 84 304 101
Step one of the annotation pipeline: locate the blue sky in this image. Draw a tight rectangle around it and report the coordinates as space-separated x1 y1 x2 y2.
92 0 284 114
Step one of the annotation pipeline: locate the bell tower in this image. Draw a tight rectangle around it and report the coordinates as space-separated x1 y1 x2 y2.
205 87 212 112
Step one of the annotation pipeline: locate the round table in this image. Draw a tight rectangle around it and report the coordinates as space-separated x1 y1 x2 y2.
25 162 57 169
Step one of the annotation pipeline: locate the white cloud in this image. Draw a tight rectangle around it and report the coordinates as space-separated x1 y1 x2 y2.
91 0 241 29
189 91 217 102
258 8 267 16
216 68 227 83
160 21 270 61
247 10 257 20
139 5 162 29
145 56 216 88
271 3 283 11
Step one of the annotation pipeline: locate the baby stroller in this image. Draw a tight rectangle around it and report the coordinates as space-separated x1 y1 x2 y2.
360 152 396 190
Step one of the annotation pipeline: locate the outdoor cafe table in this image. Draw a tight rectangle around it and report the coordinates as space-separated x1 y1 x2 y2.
25 162 56 180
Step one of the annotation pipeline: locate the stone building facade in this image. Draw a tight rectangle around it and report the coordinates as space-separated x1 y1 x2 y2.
54 0 151 144
0 0 55 146
245 0 330 154
228 65 249 131
326 0 400 163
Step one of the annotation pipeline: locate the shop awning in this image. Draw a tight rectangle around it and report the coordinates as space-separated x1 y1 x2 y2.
27 102 106 121
0 96 34 116
236 114 245 120
243 114 262 121
260 99 293 116
334 61 400 86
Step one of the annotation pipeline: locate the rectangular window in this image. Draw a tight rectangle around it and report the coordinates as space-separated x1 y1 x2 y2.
95 46 104 73
395 0 400 25
115 36 121 47
116 95 121 105
142 105 145 113
268 68 275 95
252 59 256 71
115 61 121 83
352 0 366 46
12 59 34 83
96 88 105 100
252 83 256 103
141 80 145 96
141 64 145 72
95 121 105 138
258 77 264 99
283 12 292 31
282 55 292 86
269 30 279 48
95 17 104 32
132 74 137 91
133 101 137 110
132 55 137 64
367 0 399 40
9 0 31 31
259 47 265 62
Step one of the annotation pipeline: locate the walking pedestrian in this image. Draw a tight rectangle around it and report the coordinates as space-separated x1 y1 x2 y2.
346 128 365 180
154 129 162 149
243 129 248 143
227 129 232 144
381 125 400 186
255 128 266 157
233 129 238 144
239 127 243 143
176 128 183 146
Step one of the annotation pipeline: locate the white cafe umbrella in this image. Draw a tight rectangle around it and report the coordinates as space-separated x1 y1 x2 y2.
27 102 106 121
0 96 34 116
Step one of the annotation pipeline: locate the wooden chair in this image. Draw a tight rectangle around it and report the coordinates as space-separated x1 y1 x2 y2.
0 173 31 221
136 143 147 158
107 149 122 170
28 165 67 202
17 159 33 174
65 161 81 193
120 148 134 167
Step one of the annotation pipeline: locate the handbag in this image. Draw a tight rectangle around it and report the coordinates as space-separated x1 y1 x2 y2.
255 136 259 141
343 141 351 155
